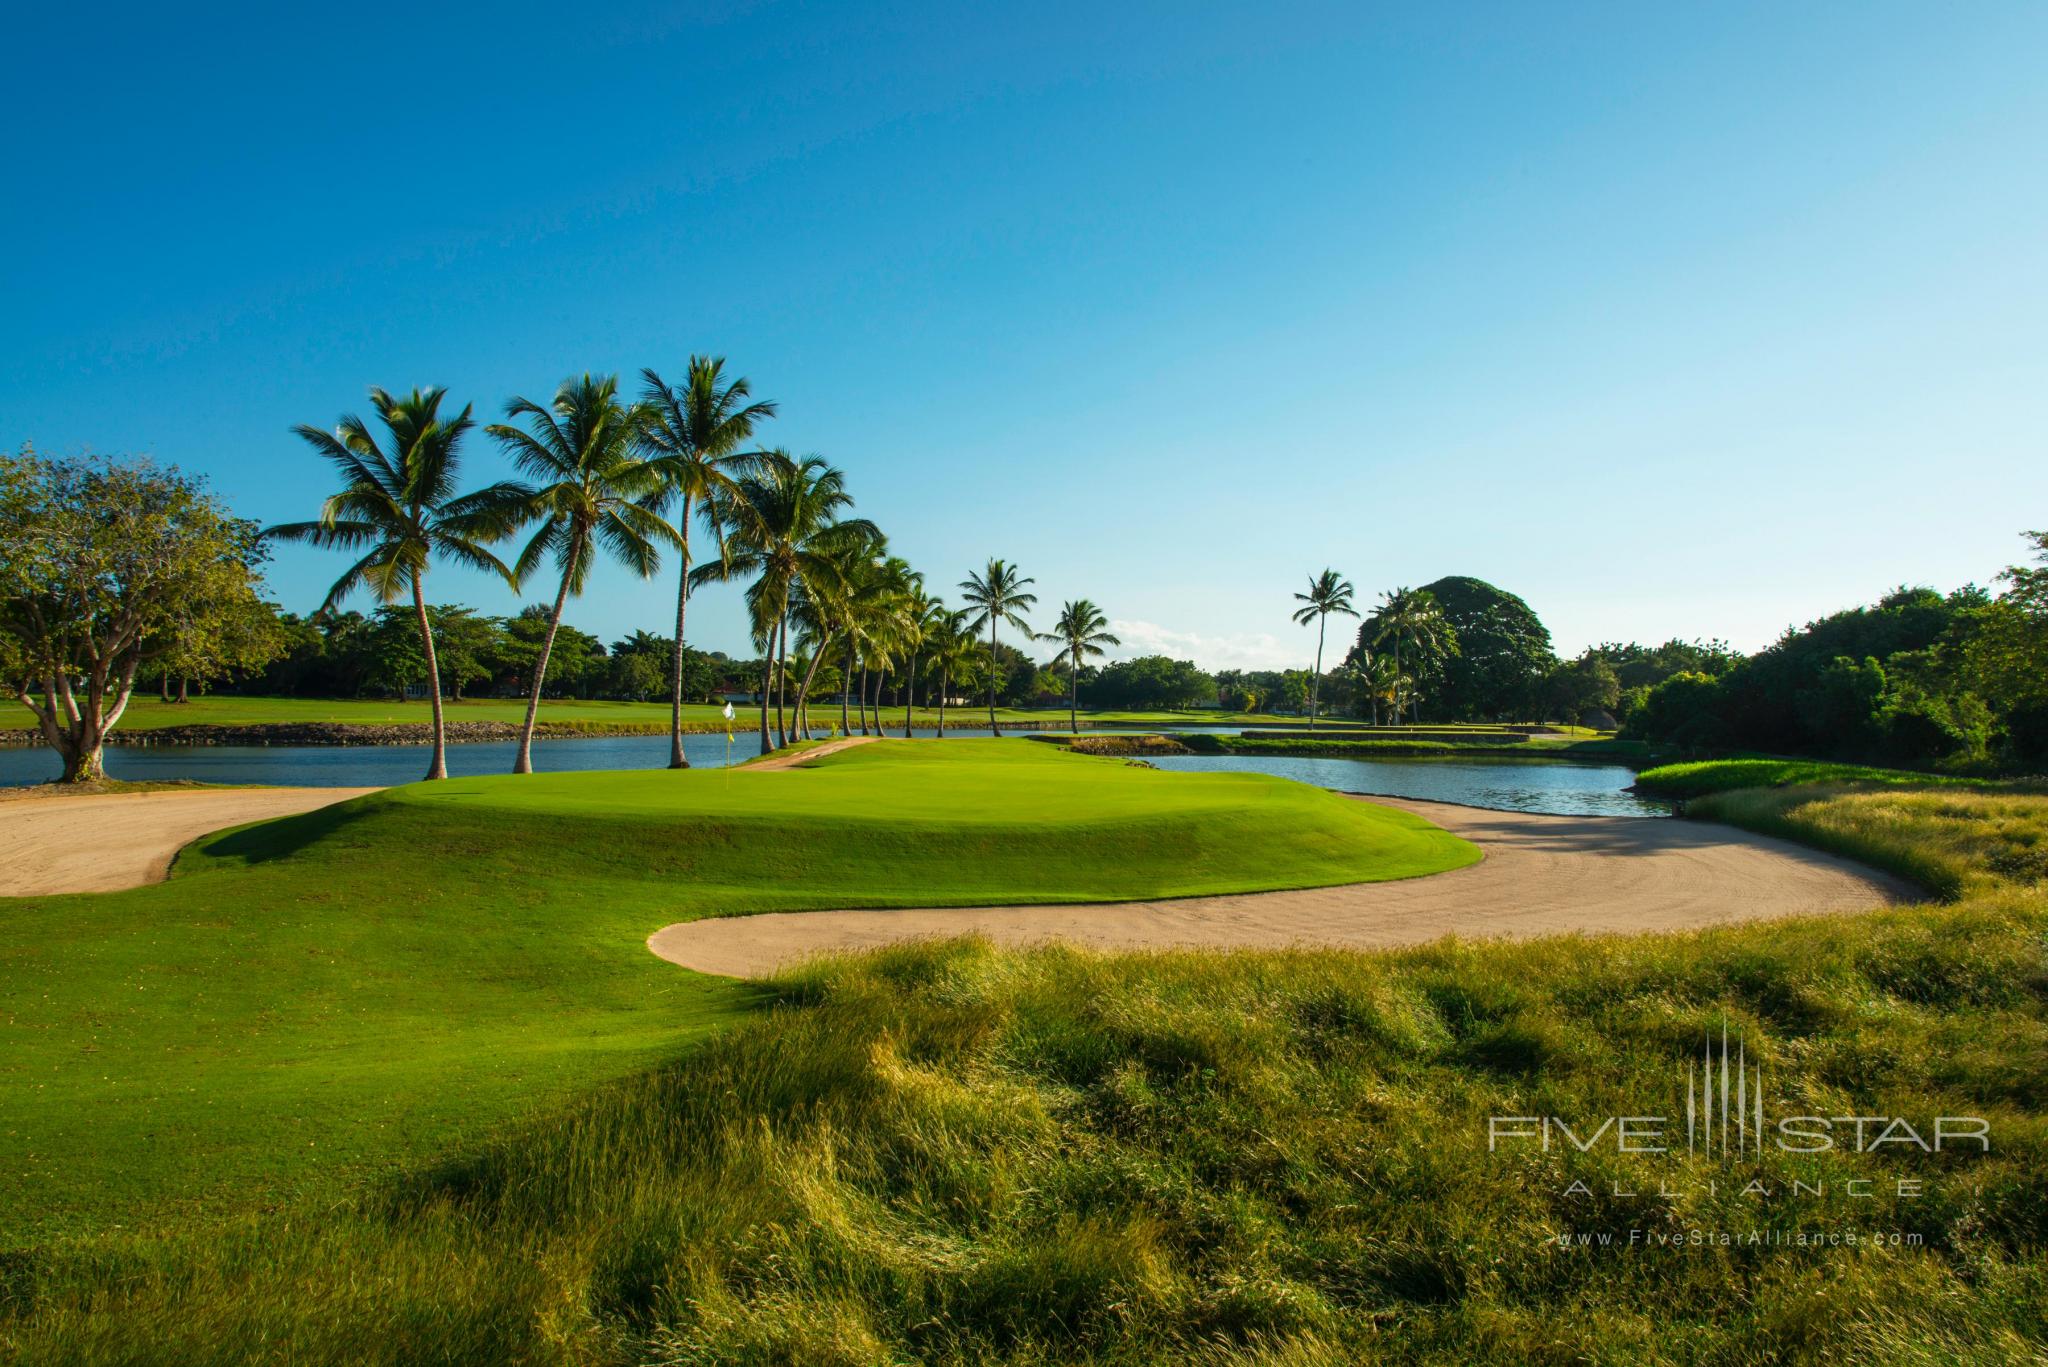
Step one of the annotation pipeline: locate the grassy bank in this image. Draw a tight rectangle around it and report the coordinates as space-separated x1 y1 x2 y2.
1632 758 2020 800
0 741 1467 1242
7 782 2045 1362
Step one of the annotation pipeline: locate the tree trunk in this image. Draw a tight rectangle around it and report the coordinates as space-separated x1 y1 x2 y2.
856 664 870 735
842 641 855 737
988 622 1001 737
757 651 773 754
1069 647 1082 733
903 653 916 738
792 634 830 744
774 615 789 749
668 494 694 769
159 669 169 702
176 677 189 704
514 558 577 774
938 666 948 736
412 575 448 781
1308 616 1326 730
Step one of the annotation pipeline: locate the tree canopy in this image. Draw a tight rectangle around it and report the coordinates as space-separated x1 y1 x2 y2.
1 450 278 779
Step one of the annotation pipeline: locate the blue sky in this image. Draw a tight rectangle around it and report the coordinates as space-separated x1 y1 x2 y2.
6 1 2044 668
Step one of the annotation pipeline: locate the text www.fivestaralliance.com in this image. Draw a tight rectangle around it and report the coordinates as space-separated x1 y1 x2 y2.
1551 1229 1925 1249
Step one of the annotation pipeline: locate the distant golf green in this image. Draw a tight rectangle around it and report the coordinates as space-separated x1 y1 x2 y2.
0 740 1473 1237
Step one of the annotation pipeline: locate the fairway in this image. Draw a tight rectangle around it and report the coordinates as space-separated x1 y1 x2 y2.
0 740 1470 1237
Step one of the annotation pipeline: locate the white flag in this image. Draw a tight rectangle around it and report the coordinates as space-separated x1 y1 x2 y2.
722 702 735 720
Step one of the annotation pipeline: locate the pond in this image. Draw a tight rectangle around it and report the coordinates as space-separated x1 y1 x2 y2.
0 729 1017 788
1 734 1664 817
1143 753 1667 818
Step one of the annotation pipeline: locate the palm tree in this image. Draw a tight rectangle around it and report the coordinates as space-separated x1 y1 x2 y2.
925 610 983 737
693 451 876 754
1291 569 1359 729
898 586 941 737
268 387 525 781
1035 599 1120 733
958 558 1036 736
488 374 676 773
1370 587 1454 724
639 360 775 768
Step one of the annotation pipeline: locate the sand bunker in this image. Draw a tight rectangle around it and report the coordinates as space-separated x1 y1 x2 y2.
0 786 380 896
649 796 1913 977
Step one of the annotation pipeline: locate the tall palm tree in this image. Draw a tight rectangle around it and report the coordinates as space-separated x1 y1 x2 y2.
1291 569 1359 729
639 360 775 768
267 387 525 781
693 452 876 753
488 375 676 774
925 609 983 737
958 558 1036 736
1035 599 1120 733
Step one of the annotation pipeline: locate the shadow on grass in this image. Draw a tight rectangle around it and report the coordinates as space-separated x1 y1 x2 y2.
187 794 385 870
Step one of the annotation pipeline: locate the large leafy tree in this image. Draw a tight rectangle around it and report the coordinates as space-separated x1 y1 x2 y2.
639 360 774 768
1036 599 1121 733
958 559 1036 736
488 375 676 774
2 450 278 781
1290 569 1358 729
267 387 525 780
1361 576 1549 722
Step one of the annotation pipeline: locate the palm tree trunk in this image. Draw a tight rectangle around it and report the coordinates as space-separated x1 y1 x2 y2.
938 666 948 736
1309 615 1326 730
514 559 576 775
857 664 871 735
793 634 829 743
412 576 448 781
842 641 855 736
988 623 1001 737
1069 647 1080 733
774 616 789 748
757 650 773 755
903 654 916 738
667 497 693 769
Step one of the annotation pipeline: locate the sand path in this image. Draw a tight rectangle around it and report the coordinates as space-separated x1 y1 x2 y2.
0 787 380 896
649 796 1914 977
744 735 879 771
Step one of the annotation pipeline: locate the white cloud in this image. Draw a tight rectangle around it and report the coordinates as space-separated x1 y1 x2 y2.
1104 620 1304 673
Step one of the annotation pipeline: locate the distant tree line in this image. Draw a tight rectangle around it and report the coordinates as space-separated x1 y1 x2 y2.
1624 534 2048 771
218 605 756 705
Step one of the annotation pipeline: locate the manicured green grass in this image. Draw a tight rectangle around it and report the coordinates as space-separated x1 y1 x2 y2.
8 784 2045 1363
1634 757 2014 800
0 741 1470 1241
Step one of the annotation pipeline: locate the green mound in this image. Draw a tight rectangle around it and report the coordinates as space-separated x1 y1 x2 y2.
0 740 1472 1236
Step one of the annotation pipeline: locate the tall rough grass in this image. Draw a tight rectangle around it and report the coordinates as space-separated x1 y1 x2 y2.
5 793 2046 1364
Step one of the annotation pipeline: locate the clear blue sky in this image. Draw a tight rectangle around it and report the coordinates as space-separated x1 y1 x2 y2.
7 1 2045 669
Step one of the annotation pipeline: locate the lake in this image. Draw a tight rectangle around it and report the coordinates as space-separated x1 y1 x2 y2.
1144 753 1667 817
0 729 1007 788
1 735 1663 817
